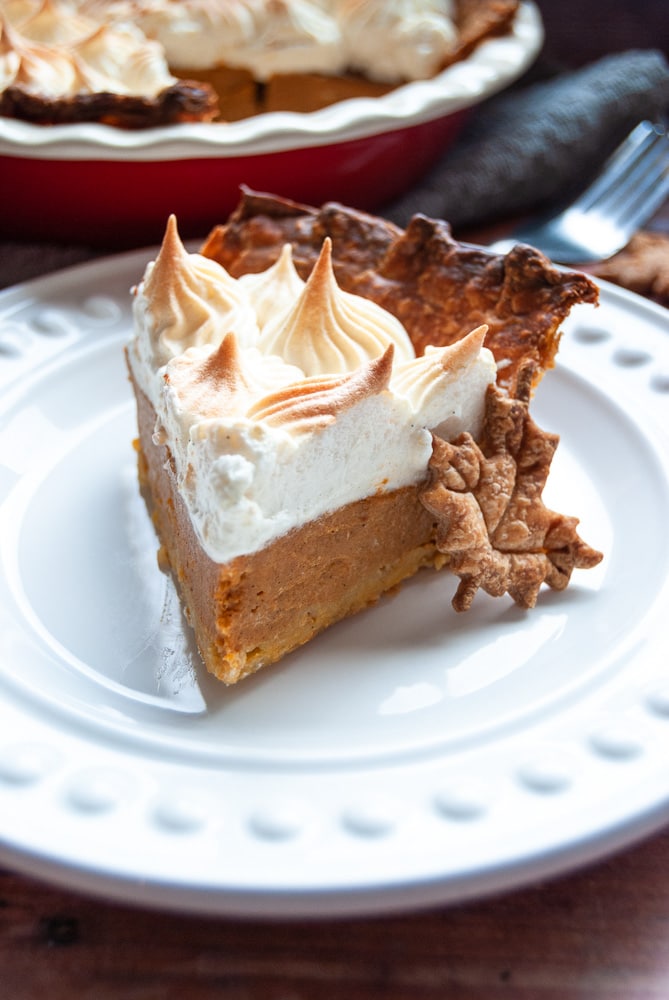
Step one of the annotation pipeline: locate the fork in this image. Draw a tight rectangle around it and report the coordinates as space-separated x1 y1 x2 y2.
490 120 669 264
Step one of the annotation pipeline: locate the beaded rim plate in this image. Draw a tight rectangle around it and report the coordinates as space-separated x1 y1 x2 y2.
0 249 669 918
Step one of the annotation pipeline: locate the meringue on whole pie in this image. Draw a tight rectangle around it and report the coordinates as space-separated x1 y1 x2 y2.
0 0 218 125
0 0 521 124
125 193 603 685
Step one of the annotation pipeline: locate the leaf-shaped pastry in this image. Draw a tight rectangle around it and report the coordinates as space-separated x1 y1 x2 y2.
420 361 603 610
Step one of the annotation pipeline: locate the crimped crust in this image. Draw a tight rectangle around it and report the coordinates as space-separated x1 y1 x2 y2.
201 189 599 392
0 79 218 128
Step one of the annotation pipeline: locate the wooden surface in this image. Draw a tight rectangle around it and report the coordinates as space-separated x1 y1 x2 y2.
2 9 669 999
3 828 669 999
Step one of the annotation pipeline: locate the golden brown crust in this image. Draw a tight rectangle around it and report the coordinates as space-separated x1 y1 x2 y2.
201 189 599 392
201 188 403 278
420 363 603 610
0 79 219 127
592 231 669 305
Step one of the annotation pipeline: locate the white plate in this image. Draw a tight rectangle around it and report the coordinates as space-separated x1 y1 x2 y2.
1 251 669 918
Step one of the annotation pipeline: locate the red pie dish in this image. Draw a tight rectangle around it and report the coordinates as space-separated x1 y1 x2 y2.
0 2 542 248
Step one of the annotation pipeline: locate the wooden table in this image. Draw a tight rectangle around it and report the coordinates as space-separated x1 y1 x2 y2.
3 828 669 999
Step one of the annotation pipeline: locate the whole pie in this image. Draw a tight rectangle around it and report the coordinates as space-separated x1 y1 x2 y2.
0 0 521 125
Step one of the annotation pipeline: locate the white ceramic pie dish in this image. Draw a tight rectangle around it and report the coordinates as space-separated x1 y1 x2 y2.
0 2 543 247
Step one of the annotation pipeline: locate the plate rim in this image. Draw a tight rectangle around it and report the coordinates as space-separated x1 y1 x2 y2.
1 248 669 918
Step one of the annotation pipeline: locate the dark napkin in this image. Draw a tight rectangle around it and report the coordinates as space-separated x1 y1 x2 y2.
383 49 669 231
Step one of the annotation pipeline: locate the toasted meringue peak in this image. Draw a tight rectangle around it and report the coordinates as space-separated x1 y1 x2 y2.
1 0 185 98
13 0 95 45
1 1 36 23
247 344 393 433
225 0 345 80
1 16 85 95
72 22 176 98
338 0 458 82
259 238 415 376
238 243 306 330
165 334 252 420
392 326 496 440
139 215 259 369
0 0 180 97
163 332 305 420
392 325 489 398
93 0 260 72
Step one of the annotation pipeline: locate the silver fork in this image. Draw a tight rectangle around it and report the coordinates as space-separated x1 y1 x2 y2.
490 120 669 264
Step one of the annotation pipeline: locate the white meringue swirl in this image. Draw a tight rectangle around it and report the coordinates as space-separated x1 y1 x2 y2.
258 237 415 376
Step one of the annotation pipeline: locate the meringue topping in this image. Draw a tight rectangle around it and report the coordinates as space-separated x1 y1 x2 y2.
259 237 415 376
111 0 261 73
0 2 179 99
1 17 86 96
338 0 458 82
5 0 469 87
391 325 493 440
248 345 393 433
11 0 94 46
165 335 254 420
391 325 489 401
238 243 306 330
127 214 497 562
73 24 176 99
163 332 304 420
223 0 345 80
134 215 259 373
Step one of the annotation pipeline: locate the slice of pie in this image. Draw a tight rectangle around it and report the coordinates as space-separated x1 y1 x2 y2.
126 191 602 685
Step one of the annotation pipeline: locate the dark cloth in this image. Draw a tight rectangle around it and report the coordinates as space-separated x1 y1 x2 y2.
383 50 669 230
